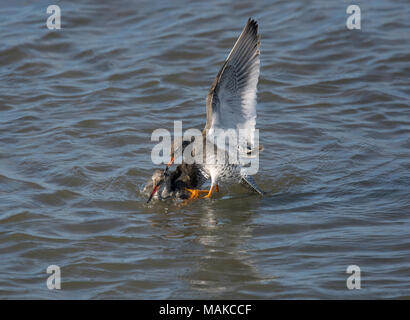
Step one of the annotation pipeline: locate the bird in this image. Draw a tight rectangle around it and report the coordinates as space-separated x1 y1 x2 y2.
144 163 209 202
176 18 263 199
149 18 264 201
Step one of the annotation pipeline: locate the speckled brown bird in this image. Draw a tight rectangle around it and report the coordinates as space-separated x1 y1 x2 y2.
144 163 208 202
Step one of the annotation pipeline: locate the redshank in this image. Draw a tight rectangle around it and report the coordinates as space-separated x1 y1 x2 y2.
144 163 209 202
166 18 264 199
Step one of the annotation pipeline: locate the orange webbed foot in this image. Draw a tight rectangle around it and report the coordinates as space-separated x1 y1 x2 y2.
185 188 209 200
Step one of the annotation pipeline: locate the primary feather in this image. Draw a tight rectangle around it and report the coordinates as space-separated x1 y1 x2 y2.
204 18 260 151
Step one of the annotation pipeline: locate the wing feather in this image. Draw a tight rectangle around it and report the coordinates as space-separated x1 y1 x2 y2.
204 18 260 150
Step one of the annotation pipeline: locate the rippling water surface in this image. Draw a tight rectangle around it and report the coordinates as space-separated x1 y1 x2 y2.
1 0 409 299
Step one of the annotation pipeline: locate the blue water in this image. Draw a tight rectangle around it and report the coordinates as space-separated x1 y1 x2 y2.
0 0 409 299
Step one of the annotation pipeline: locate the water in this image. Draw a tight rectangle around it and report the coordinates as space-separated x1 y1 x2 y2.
0 0 409 299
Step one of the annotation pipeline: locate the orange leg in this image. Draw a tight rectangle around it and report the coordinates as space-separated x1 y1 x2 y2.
184 185 219 201
185 188 209 200
202 185 218 199
167 156 174 167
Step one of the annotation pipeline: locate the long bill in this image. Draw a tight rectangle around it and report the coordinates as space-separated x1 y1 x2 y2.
147 184 160 203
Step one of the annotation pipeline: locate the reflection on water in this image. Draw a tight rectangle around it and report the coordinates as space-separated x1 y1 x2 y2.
147 201 267 298
0 0 409 299
188 205 262 297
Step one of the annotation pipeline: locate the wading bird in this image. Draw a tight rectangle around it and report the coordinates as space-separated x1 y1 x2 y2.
147 18 264 202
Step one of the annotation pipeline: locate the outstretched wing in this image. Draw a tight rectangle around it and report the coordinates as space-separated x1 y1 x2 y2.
204 18 260 150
